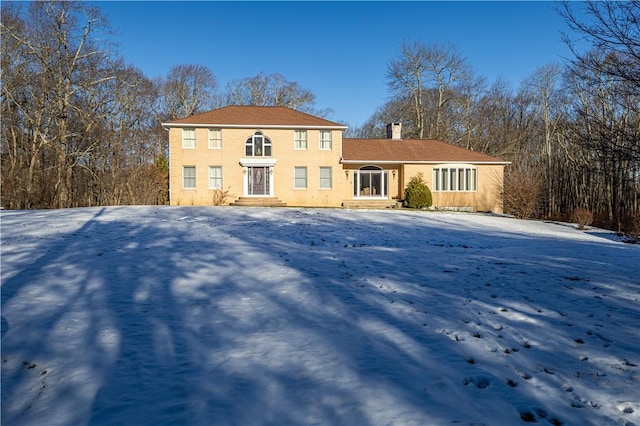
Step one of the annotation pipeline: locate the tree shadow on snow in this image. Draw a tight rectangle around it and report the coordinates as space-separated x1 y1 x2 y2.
1 207 638 426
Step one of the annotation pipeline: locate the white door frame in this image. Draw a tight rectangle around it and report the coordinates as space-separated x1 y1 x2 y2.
240 158 277 197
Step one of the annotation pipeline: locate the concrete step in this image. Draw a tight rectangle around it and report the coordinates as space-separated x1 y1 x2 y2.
230 197 287 207
341 200 400 209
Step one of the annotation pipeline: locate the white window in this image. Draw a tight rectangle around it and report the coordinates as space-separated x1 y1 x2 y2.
294 130 307 150
208 129 222 149
294 167 307 189
182 129 195 148
319 130 332 150
353 166 387 198
209 166 222 189
319 167 332 189
245 131 272 156
433 167 477 192
183 166 196 189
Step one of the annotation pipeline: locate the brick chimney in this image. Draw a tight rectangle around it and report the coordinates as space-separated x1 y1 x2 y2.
386 122 402 139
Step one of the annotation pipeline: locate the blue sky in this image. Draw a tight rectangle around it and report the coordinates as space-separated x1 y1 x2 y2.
96 1 579 127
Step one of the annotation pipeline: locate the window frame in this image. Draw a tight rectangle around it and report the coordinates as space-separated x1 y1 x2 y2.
294 166 308 189
433 166 477 192
208 128 222 149
319 130 332 150
183 166 196 189
208 166 223 189
182 128 196 149
294 130 308 150
245 131 272 157
353 166 388 198
319 166 332 189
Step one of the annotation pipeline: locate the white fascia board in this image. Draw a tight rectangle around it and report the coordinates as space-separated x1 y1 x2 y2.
162 123 348 130
239 158 277 167
340 159 511 165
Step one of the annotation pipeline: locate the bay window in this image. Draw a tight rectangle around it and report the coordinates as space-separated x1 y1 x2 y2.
433 167 477 191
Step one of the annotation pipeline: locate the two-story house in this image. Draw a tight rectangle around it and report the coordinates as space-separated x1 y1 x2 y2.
162 105 508 212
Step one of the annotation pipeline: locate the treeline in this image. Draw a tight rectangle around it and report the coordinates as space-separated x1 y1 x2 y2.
355 2 639 234
1 1 638 234
0 2 321 210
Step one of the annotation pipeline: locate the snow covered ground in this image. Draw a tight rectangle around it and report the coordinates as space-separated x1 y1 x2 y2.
1 206 638 426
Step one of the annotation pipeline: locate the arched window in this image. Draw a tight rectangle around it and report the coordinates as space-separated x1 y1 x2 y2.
354 166 388 198
245 131 272 157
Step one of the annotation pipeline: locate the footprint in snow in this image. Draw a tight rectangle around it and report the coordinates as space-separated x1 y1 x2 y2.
463 375 491 389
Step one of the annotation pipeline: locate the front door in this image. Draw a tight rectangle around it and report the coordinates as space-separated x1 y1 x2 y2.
248 166 270 196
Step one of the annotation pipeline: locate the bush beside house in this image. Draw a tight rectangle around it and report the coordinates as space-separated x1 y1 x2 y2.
404 173 432 209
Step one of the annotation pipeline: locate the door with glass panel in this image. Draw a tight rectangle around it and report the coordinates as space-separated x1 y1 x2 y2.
248 166 270 195
354 166 387 198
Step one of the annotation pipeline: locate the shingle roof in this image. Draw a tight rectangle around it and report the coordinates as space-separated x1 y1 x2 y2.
163 105 346 128
342 138 507 164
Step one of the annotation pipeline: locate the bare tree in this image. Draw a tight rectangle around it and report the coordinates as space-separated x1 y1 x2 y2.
225 72 269 106
1 1 117 208
1 4 39 208
563 49 639 230
386 41 428 139
86 65 166 205
452 72 487 150
558 0 640 90
158 64 218 121
357 96 416 139
523 63 565 216
386 40 471 140
558 1 640 231
1 2 168 209
223 72 320 113
472 79 539 159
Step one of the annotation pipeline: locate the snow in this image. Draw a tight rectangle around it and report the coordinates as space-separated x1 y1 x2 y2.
1 206 639 426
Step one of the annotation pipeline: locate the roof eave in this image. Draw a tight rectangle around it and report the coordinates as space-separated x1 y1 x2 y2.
162 123 348 130
341 159 511 165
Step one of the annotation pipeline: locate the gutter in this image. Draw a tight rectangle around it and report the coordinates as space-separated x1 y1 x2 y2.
161 123 348 131
340 159 512 165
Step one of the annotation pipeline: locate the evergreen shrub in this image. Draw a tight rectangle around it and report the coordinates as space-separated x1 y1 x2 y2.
404 173 432 209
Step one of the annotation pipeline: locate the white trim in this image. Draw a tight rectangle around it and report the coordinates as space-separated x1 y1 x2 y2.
433 166 478 192
319 130 332 150
168 153 172 204
163 123 348 130
294 130 308 150
208 166 223 189
433 163 476 168
240 158 277 167
182 165 196 189
294 166 308 189
353 167 388 199
181 128 196 149
242 165 274 197
208 128 222 149
319 166 332 189
340 159 511 165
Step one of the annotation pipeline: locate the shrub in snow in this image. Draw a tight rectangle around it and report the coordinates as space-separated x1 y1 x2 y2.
571 208 593 230
404 173 432 209
502 166 543 219
212 186 234 206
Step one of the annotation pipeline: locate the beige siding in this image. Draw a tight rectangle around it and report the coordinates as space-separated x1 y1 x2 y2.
169 127 348 207
399 163 505 213
169 125 505 212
